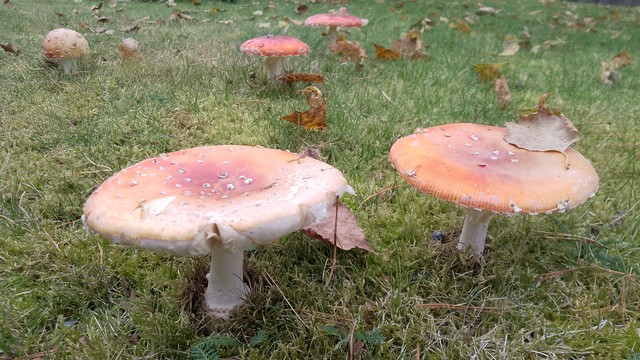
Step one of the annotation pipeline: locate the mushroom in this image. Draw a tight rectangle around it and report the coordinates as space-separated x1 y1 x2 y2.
42 28 89 74
389 123 599 256
304 7 363 48
240 35 309 81
82 145 353 318
119 38 141 60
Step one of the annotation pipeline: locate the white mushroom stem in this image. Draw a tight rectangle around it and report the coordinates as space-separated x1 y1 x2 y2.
326 26 339 48
54 58 79 74
456 208 495 255
204 243 247 319
265 56 286 81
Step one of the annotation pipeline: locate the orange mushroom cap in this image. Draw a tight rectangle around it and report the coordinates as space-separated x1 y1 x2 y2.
43 28 89 60
240 35 309 57
83 145 352 256
389 123 598 215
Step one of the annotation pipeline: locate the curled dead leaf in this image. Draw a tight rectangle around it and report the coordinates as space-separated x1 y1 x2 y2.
1 42 19 55
499 35 520 56
504 94 581 168
276 72 325 84
600 50 632 86
170 10 193 21
331 38 366 65
91 1 103 11
281 101 327 130
373 43 401 60
302 202 372 252
390 30 430 60
119 38 141 60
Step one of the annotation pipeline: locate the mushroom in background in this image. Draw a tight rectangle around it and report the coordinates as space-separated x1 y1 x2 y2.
389 123 598 256
119 38 141 60
82 145 353 319
240 35 310 82
305 7 363 48
43 28 89 74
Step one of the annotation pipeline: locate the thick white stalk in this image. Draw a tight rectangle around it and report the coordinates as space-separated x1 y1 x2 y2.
326 26 339 48
204 244 246 319
456 208 494 255
265 56 285 81
59 58 78 74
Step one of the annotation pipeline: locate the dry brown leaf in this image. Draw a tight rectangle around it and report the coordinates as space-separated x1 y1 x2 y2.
499 35 520 56
302 202 372 252
473 63 506 82
600 50 632 86
295 4 308 14
409 17 433 33
390 30 430 60
330 38 366 65
166 0 176 7
191 0 201 5
494 76 511 110
504 94 581 167
91 1 103 11
119 38 141 60
302 86 323 107
169 10 193 21
1 42 19 55
281 101 327 129
373 43 401 60
109 0 118 8
3 0 10 5
476 6 497 15
457 19 471 34
276 72 325 84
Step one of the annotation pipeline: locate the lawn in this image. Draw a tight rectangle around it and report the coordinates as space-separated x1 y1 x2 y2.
1 0 639 358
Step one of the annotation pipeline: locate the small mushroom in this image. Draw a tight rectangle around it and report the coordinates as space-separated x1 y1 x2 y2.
83 145 353 318
42 28 89 74
304 7 363 48
240 35 309 81
119 38 141 60
389 123 599 256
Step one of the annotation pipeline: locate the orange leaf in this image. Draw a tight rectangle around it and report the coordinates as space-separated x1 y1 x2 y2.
373 43 401 60
281 101 327 130
302 202 372 252
331 38 366 64
276 72 325 84
457 19 471 34
301 86 323 107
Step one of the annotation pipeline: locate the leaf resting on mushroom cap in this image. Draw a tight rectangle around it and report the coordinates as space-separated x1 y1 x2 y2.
504 94 581 167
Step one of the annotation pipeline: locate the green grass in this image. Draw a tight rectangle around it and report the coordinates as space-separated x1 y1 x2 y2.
1 0 639 358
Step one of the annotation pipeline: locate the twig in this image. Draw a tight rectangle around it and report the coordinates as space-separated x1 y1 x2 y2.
325 197 339 288
533 230 607 248
360 184 394 205
416 303 505 314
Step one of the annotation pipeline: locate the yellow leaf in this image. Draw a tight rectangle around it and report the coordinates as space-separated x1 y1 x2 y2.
473 63 506 82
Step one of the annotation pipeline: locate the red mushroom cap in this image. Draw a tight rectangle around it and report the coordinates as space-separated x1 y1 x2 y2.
304 13 363 28
389 123 599 215
43 28 89 60
240 35 309 57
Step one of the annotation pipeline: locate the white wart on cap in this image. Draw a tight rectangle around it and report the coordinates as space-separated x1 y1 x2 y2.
43 28 89 74
83 145 352 317
390 123 598 255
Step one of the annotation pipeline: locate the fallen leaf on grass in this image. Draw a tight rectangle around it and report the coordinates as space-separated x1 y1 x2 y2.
295 4 308 14
302 202 372 251
330 37 366 67
4 0 10 5
91 1 103 11
119 38 141 60
499 35 520 56
170 10 193 21
600 50 632 86
409 17 433 33
391 30 430 60
455 19 471 34
373 43 401 60
473 63 506 82
494 76 511 110
276 72 325 84
1 42 19 55
166 0 176 7
476 6 497 15
504 94 581 167
282 102 327 129
109 0 118 8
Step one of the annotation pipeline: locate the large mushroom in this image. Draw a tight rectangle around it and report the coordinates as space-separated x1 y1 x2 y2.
43 28 89 74
83 145 353 318
389 123 599 255
304 7 363 48
240 35 309 81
